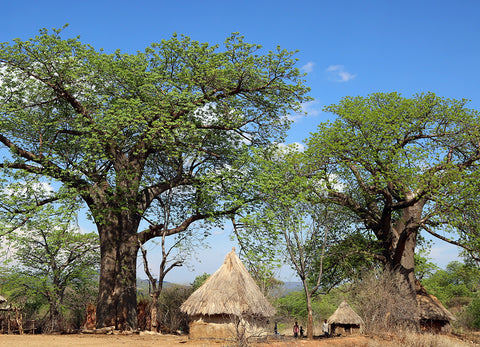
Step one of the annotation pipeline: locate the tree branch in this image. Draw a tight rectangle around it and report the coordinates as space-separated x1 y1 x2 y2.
421 224 479 261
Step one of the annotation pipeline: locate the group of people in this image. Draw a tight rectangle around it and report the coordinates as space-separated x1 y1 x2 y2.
292 319 330 338
292 322 304 338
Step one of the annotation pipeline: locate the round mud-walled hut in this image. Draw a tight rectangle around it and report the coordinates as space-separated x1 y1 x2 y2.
180 248 275 340
327 300 364 335
416 280 455 333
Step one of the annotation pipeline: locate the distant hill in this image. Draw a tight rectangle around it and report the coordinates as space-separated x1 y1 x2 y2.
282 281 303 293
136 279 175 296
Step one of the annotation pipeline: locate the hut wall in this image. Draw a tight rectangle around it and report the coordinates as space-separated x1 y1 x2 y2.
188 315 269 340
420 319 451 334
331 323 361 335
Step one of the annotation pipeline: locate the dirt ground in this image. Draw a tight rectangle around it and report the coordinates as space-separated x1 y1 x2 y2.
0 332 475 347
0 333 379 347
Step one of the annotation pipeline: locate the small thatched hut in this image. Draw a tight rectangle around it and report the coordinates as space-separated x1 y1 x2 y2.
180 248 275 340
416 280 455 333
0 295 8 311
327 300 364 335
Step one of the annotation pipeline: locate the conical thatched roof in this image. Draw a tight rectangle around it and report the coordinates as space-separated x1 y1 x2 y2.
0 294 10 310
180 248 275 317
416 280 455 321
328 300 364 326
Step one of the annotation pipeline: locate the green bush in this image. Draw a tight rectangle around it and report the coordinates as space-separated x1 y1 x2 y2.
463 293 480 329
275 290 339 325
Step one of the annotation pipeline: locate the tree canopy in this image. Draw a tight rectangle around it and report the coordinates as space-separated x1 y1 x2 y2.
0 26 310 329
304 92 480 301
234 145 375 338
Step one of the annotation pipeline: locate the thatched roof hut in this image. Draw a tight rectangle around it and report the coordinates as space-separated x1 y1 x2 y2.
416 280 455 333
0 295 9 311
327 300 364 335
180 248 275 339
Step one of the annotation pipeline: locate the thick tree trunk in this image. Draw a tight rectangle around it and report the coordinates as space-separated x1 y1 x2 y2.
96 221 140 330
380 198 425 325
379 198 423 284
49 304 62 332
384 231 419 324
385 229 417 295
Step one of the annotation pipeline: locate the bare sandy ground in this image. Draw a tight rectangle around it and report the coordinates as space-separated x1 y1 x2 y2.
0 333 474 347
0 333 376 347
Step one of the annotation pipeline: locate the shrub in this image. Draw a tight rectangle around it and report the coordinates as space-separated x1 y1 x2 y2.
348 269 418 334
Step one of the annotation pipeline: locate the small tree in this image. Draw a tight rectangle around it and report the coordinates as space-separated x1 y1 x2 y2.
138 230 197 332
276 204 330 339
236 146 350 339
138 187 209 331
191 273 210 291
158 284 193 333
0 192 99 332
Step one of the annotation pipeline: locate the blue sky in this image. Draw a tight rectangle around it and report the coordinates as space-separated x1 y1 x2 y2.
2 0 478 283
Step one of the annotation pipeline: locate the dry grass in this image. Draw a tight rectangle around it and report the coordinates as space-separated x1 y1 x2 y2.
349 269 418 334
364 332 474 347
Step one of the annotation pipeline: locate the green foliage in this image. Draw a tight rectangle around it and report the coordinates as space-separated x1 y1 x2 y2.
304 92 480 276
0 27 310 216
422 261 480 307
236 145 374 293
0 26 310 327
275 290 339 323
0 184 99 331
463 293 480 329
311 228 379 289
276 291 309 319
191 272 210 291
421 260 480 331
414 251 439 280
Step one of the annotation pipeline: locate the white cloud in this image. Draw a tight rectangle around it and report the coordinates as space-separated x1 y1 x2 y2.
326 65 356 82
301 62 315 73
287 101 321 123
426 243 460 269
286 112 303 123
301 100 321 117
3 180 54 199
276 142 305 152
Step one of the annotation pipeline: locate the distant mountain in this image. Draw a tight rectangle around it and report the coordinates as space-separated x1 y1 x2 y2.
282 281 303 293
136 279 175 296
268 281 303 298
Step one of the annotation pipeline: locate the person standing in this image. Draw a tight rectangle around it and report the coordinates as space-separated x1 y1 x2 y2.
293 321 299 338
323 319 330 337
